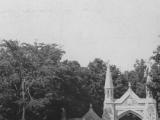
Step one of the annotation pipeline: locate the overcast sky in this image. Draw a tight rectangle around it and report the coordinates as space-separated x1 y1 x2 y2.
0 0 160 71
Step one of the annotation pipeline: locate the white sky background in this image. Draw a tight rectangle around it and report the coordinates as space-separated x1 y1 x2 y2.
0 0 160 71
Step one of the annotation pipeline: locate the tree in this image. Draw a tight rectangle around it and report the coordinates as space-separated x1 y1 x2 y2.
116 59 146 120
119 59 146 99
52 60 91 119
0 40 65 120
133 59 146 98
150 45 160 116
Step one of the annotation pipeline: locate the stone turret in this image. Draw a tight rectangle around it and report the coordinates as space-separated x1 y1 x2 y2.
143 60 157 120
145 61 154 100
103 62 115 120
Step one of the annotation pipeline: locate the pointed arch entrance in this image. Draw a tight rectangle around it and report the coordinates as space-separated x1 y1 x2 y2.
119 111 142 120
118 110 142 120
114 85 145 120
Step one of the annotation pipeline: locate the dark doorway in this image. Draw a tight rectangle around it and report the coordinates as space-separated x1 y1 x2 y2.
119 113 141 120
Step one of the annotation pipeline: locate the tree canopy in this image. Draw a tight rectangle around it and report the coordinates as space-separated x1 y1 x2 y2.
0 40 159 120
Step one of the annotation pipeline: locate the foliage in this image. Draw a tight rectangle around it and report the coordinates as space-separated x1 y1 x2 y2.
150 45 160 117
0 40 65 120
126 59 146 98
0 39 159 120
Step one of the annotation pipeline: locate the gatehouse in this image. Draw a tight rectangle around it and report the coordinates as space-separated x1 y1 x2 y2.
102 63 157 120
70 62 158 120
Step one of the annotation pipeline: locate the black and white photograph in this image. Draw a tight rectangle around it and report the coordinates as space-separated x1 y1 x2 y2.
0 0 159 120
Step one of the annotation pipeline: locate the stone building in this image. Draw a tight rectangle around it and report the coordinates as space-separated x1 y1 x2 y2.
67 62 158 120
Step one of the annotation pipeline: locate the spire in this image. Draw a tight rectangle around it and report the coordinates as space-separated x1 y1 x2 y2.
145 59 153 99
128 82 131 89
144 59 153 77
61 108 66 120
145 60 153 83
104 62 113 89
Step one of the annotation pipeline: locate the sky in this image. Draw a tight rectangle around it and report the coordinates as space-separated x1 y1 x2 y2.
0 0 159 71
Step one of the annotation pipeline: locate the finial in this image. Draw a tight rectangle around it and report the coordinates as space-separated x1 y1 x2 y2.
89 104 92 109
128 82 131 88
61 107 65 111
144 59 154 78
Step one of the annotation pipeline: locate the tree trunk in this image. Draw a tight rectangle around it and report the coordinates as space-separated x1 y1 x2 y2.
22 105 25 120
21 78 26 120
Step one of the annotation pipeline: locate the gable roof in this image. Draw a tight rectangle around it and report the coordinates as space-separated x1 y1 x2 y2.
82 105 101 120
115 86 145 104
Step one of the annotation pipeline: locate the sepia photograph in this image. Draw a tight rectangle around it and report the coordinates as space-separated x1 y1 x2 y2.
0 0 159 120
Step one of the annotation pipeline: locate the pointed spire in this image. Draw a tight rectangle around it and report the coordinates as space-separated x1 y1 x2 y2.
145 59 154 76
145 59 153 83
61 108 66 120
145 59 154 99
128 82 131 89
104 61 113 89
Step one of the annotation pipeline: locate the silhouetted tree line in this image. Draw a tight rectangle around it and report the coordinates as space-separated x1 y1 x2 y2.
0 40 159 120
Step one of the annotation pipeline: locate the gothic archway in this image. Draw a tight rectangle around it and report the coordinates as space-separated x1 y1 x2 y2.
118 110 142 120
119 111 141 120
